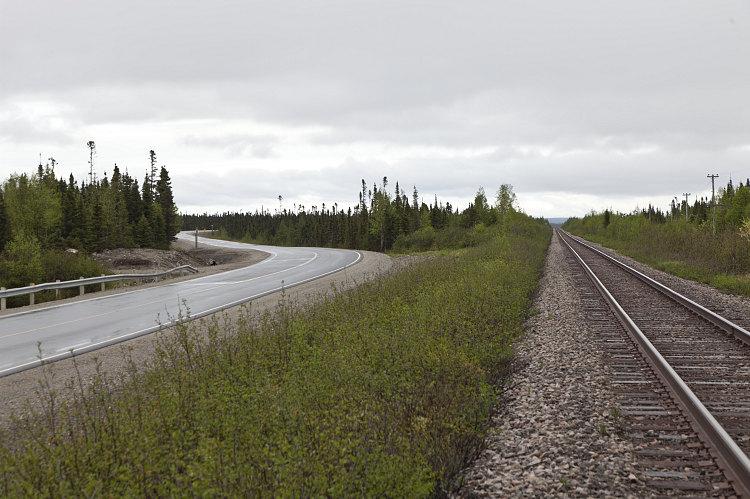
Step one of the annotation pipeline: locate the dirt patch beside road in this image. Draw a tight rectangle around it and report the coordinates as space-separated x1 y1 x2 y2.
93 238 266 274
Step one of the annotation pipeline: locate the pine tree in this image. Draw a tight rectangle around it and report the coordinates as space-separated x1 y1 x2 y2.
142 174 153 206
149 150 157 183
125 177 143 223
61 174 80 243
155 165 179 242
0 189 10 251
134 214 153 248
149 204 167 249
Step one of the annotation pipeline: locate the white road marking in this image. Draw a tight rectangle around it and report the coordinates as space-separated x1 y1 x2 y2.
56 341 90 353
0 234 361 378
0 240 280 321
0 252 317 340
180 281 240 286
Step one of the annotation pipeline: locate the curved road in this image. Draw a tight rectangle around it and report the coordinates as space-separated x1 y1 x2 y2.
0 232 361 377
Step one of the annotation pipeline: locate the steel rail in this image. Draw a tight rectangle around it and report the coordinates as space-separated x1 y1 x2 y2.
558 229 750 497
560 230 750 346
0 265 199 299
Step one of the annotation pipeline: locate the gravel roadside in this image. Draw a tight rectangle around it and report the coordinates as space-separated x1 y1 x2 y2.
455 232 647 497
0 246 392 428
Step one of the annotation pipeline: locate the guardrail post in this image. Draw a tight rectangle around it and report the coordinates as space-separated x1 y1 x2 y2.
29 283 35 306
1 287 5 311
101 275 106 292
55 280 60 299
79 276 85 296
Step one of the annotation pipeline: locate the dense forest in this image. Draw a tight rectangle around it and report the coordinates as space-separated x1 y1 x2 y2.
564 177 750 295
182 179 519 252
0 145 179 289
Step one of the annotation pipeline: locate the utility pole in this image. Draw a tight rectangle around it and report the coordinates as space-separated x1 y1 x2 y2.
707 174 719 234
683 193 691 222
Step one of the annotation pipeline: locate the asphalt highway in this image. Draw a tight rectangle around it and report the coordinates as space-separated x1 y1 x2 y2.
0 232 361 377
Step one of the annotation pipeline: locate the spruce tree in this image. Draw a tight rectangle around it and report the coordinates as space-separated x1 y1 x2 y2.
134 214 153 247
142 174 153 206
0 189 9 251
155 166 179 242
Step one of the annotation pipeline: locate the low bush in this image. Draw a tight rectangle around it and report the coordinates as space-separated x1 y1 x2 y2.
393 222 498 252
0 214 550 496
41 250 106 283
0 239 106 307
564 212 750 296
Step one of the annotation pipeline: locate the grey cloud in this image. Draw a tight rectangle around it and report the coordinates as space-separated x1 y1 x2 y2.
2 1 749 215
0 114 76 146
182 133 277 158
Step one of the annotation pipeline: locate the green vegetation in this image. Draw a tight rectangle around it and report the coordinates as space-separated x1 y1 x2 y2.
183 180 517 253
0 146 180 296
0 212 550 496
564 182 750 296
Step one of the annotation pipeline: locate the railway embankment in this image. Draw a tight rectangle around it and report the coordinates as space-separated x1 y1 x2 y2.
459 229 750 495
456 231 648 496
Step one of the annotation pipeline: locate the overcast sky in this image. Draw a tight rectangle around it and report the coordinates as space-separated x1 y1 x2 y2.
1 1 748 217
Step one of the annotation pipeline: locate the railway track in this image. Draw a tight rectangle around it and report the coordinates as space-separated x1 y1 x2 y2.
558 229 750 496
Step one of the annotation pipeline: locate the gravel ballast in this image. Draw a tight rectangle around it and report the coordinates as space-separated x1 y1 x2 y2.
573 235 750 333
456 232 648 497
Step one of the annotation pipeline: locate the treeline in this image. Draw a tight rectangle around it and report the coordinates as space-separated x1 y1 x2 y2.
0 152 179 254
0 147 180 289
608 178 750 232
563 177 750 296
182 179 518 252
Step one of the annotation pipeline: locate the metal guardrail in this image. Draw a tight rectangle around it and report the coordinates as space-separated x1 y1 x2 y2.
0 265 199 310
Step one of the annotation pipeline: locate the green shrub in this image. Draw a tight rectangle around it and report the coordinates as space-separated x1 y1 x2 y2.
41 250 105 282
392 220 506 253
0 233 45 288
0 243 106 307
393 226 437 251
564 212 750 296
0 215 551 496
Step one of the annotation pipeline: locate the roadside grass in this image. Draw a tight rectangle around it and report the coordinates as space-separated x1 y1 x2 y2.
576 233 750 297
564 215 750 297
0 214 550 496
